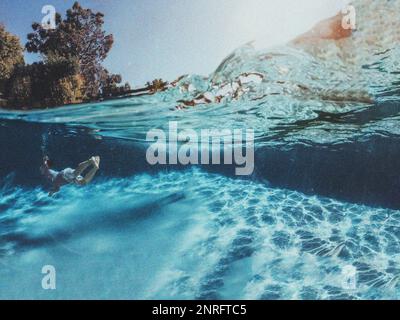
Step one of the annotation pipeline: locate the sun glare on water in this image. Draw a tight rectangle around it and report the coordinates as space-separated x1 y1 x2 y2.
229 0 351 49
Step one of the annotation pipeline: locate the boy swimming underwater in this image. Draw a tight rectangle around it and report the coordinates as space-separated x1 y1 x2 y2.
41 156 100 195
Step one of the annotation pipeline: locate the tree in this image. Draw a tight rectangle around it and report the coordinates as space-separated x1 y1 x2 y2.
0 24 24 94
146 79 168 94
25 1 115 98
100 68 123 98
6 57 84 109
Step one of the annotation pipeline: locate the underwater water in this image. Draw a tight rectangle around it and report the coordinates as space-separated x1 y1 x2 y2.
1 94 400 300
1 12 400 298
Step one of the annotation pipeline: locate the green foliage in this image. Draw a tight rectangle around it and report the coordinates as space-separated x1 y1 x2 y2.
1 2 131 109
26 1 116 98
0 24 24 93
146 79 168 94
101 70 125 98
6 57 84 109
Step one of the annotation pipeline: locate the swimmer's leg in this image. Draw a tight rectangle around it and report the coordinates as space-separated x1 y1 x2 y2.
76 157 100 186
78 166 99 186
74 159 93 176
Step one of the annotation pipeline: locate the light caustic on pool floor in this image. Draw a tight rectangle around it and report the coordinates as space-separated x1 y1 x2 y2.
1 170 398 299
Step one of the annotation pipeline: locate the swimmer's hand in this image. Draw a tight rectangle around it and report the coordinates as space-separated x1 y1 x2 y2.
43 156 52 168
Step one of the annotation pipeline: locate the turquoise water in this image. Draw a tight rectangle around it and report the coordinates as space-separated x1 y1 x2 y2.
1 41 400 299
1 169 400 299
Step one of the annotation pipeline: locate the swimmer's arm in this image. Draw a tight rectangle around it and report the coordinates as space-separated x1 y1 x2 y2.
40 164 49 176
40 157 53 179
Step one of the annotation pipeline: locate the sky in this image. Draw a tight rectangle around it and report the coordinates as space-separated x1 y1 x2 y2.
0 0 349 87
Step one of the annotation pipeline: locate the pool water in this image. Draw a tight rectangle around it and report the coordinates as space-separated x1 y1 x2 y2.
1 1 400 298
